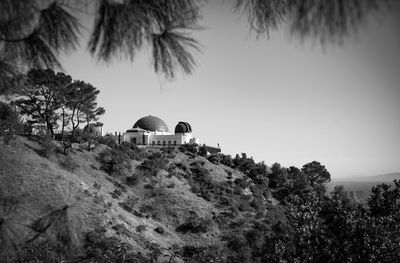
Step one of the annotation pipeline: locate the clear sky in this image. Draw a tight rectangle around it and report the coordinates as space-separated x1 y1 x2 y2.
61 2 400 179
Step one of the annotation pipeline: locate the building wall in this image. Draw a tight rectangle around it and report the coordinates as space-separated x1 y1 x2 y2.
123 131 198 146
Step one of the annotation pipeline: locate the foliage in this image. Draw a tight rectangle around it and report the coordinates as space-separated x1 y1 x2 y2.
126 174 141 187
97 135 118 148
154 226 165 234
58 154 78 172
118 141 145 161
83 228 150 263
97 148 131 176
198 145 208 156
179 143 198 154
301 161 331 186
12 68 105 154
14 69 72 136
176 211 211 234
136 224 147 233
139 152 168 177
368 180 400 217
1 1 394 90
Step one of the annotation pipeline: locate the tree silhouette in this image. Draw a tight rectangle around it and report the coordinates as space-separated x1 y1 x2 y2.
14 69 72 136
301 161 331 186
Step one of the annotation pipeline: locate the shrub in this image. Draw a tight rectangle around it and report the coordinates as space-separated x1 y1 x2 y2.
176 211 211 234
136 224 147 233
98 148 131 176
59 155 78 172
96 135 118 148
198 145 208 156
110 188 122 199
84 228 150 262
207 154 220 164
220 154 234 167
154 226 165 234
139 152 168 177
118 141 145 160
179 143 198 154
126 174 141 186
119 196 138 212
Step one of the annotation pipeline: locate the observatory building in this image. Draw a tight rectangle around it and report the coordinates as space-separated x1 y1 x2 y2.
123 115 199 146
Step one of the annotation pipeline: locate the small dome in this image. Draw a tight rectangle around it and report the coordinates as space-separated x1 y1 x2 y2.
175 122 192 134
133 115 169 132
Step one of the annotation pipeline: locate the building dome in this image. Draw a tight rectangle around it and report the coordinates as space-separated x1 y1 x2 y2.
133 115 169 132
175 121 192 134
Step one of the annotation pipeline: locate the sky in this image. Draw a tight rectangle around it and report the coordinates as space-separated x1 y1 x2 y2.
61 2 400 179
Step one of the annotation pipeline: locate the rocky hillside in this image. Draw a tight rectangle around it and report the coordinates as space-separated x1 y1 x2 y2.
0 136 283 262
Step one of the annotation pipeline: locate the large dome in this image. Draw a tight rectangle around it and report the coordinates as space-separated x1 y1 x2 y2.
175 122 192 133
133 115 169 132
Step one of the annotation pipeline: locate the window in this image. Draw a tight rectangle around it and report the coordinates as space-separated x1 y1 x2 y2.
152 141 155 145
168 141 171 145
163 141 166 145
131 138 136 144
174 141 176 145
158 141 160 145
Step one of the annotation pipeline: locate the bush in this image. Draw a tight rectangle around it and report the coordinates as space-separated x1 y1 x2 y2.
139 152 168 177
119 196 138 212
198 145 208 156
207 154 220 164
176 211 211 234
84 228 150 262
136 224 147 233
126 174 141 186
96 135 118 148
98 148 131 176
154 226 165 234
118 141 145 161
179 143 198 154
59 155 78 172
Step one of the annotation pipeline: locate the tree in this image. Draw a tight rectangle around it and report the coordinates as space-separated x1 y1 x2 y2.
61 80 105 153
301 161 331 187
14 69 72 136
1 1 395 92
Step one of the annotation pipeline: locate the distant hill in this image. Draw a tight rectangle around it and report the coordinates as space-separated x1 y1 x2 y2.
332 172 400 183
328 173 400 204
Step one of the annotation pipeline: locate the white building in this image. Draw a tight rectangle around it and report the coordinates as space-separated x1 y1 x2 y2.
123 115 199 146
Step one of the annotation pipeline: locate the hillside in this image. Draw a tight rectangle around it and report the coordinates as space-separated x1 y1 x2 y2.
0 136 282 262
1 136 399 262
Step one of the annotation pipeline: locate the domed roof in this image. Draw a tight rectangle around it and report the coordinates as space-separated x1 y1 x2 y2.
175 121 192 134
133 115 169 132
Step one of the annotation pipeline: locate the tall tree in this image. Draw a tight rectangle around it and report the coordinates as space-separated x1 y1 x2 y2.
60 80 105 153
301 161 331 186
14 69 72 136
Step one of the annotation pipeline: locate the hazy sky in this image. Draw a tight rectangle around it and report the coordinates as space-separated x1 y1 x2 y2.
61 2 400 179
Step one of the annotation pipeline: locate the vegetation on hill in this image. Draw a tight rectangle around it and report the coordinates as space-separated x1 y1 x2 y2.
0 131 399 262
1 76 399 261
